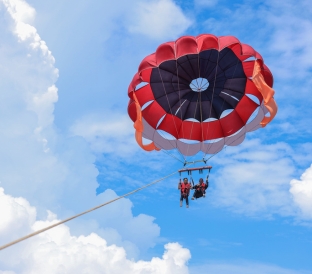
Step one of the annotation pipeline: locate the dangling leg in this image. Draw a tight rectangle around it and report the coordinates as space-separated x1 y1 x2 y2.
180 194 183 207
185 195 189 208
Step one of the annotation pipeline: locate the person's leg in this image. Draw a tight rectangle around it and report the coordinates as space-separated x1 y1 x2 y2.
185 195 189 208
180 194 183 207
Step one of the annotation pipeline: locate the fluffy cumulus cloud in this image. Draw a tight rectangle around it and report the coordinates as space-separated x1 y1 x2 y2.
290 165 312 219
198 0 312 86
0 0 100 214
1 0 311 272
0 0 62 202
127 0 192 40
207 139 312 218
81 189 161 257
0 188 191 273
0 188 35 243
69 112 137 155
263 0 312 80
0 0 165 265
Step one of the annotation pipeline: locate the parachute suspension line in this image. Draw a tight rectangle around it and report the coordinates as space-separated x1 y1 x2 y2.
157 67 187 163
176 146 187 163
196 51 209 165
175 48 184 138
0 170 179 252
197 51 205 146
151 121 185 163
185 87 201 157
149 130 185 163
183 53 203 159
202 39 221 157
150 126 185 163
160 148 185 164
174 46 188 162
203 57 241 159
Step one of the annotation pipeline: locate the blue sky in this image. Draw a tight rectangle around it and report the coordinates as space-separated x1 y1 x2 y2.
0 0 312 273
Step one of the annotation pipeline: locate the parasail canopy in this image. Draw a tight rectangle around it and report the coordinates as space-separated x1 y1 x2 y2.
128 34 277 157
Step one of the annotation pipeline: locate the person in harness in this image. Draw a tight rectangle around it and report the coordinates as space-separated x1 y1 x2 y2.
191 177 208 200
178 178 192 208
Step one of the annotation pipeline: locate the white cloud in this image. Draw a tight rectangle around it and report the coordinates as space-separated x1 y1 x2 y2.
2 0 56 70
69 112 137 155
209 139 296 217
0 0 163 259
0 0 59 157
199 0 312 87
127 0 192 40
0 0 62 203
0 188 36 243
87 189 161 256
201 137 312 222
0 187 191 273
2 0 35 24
0 0 310 272
264 1 312 80
290 164 312 219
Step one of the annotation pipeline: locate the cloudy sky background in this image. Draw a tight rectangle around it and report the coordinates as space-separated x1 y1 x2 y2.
0 0 312 273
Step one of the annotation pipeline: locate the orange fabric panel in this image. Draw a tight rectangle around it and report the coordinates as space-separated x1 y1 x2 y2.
260 98 278 127
252 61 278 127
132 93 160 152
253 61 274 103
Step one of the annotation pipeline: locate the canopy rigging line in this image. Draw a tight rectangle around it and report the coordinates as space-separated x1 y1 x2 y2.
159 148 185 164
0 170 179 252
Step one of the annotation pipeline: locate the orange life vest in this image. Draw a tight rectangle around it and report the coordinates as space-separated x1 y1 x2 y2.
180 182 191 195
200 182 206 191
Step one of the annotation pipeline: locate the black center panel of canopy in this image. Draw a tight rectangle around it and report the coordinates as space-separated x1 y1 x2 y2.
150 48 247 121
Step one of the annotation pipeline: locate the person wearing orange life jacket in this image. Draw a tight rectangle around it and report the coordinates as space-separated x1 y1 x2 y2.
178 178 192 208
191 178 208 200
